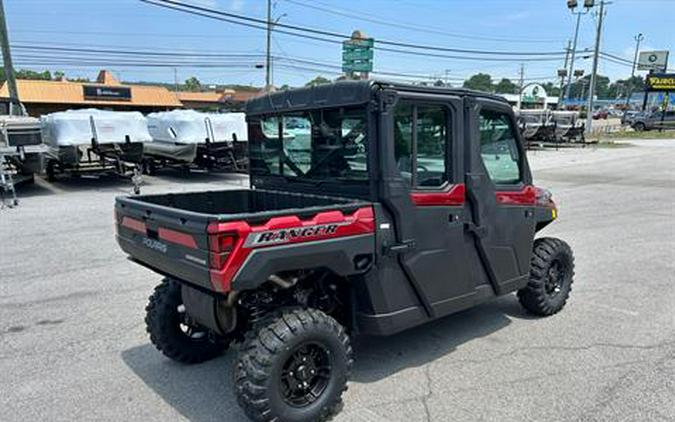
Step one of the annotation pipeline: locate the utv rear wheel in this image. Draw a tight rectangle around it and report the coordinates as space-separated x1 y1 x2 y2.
145 279 229 364
518 237 574 316
235 308 352 422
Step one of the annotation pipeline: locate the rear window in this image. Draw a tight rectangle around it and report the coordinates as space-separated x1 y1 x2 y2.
249 107 368 184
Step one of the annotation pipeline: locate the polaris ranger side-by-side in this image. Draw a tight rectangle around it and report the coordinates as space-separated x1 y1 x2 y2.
115 81 574 422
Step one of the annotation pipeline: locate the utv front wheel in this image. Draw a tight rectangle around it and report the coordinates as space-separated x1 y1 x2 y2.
235 308 353 422
145 279 229 364
518 237 575 316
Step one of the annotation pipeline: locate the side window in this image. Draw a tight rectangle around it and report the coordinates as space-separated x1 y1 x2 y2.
394 103 449 188
479 109 521 185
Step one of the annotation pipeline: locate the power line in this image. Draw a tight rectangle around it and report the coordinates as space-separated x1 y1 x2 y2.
282 0 565 44
137 0 568 64
141 0 571 58
13 42 561 83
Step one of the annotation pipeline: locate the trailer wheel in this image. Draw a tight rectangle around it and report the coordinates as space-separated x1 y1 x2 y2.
46 160 58 182
235 308 352 422
145 279 229 364
518 238 574 316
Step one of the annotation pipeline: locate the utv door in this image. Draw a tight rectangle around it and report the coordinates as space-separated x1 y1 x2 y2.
464 98 537 294
380 94 475 318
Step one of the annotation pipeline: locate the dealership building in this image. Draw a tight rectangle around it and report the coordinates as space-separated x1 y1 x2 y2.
0 69 262 116
0 70 183 116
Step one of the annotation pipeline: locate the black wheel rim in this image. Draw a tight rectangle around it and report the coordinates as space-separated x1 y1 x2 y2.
545 260 566 298
177 304 208 341
280 342 332 408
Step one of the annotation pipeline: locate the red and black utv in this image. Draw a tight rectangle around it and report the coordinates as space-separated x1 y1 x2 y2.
115 81 574 422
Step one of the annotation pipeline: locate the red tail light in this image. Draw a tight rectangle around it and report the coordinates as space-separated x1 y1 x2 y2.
208 232 237 270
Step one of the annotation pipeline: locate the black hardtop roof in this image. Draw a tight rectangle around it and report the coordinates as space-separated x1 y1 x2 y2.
246 79 509 115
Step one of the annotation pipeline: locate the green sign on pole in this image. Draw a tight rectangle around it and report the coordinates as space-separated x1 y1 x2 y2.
342 36 374 74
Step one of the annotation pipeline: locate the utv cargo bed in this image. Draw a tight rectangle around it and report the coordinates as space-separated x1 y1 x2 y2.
115 189 373 293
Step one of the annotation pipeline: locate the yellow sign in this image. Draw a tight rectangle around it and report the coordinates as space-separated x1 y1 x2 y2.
647 74 675 91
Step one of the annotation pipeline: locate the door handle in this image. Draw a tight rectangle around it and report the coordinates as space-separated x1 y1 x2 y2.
383 240 416 256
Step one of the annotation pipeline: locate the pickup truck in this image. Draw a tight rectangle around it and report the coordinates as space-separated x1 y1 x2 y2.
115 81 574 422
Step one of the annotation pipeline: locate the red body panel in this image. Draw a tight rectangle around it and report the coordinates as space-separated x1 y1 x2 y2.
410 184 466 206
207 207 375 292
158 227 198 249
495 185 537 205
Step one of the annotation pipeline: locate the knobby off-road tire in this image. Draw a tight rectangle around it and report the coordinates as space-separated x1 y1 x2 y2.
145 278 228 364
235 308 353 422
518 237 575 316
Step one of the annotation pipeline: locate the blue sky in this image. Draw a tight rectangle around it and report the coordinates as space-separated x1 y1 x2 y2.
4 0 674 88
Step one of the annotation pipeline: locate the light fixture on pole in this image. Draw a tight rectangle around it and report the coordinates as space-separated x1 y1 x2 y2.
563 0 594 107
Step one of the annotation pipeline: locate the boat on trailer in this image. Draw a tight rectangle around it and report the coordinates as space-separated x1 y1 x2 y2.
144 109 247 174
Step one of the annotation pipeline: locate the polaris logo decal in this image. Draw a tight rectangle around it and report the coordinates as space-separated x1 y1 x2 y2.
143 237 168 253
245 223 346 247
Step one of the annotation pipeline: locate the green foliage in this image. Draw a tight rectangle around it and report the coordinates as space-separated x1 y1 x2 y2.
184 76 202 91
0 68 54 82
305 75 332 87
463 73 494 93
494 78 517 94
607 76 645 99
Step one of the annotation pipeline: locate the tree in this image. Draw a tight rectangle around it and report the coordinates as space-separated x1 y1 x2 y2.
305 76 331 87
53 71 65 81
463 73 493 92
11 69 52 81
608 76 645 99
184 76 202 91
541 82 561 98
494 78 517 94
566 74 611 100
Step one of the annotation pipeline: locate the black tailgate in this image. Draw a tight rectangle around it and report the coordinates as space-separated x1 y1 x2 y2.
115 196 214 291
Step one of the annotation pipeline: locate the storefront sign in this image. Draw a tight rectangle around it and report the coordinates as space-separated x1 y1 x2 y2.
83 85 132 101
646 74 675 91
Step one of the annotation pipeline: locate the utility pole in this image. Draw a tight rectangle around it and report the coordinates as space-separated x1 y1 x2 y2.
0 0 20 115
585 0 608 134
630 33 644 78
265 0 272 91
517 64 525 110
173 68 178 94
558 40 572 109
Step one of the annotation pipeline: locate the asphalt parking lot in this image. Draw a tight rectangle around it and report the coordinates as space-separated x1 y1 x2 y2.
1 139 674 422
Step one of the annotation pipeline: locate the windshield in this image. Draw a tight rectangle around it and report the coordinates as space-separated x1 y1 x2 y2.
249 107 369 184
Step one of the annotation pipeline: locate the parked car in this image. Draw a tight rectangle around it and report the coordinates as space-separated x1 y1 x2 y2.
632 110 675 132
621 110 641 126
592 109 609 120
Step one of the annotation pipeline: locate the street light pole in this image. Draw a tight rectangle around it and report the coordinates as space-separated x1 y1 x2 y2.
585 0 608 135
558 40 572 109
564 10 586 104
265 0 272 91
625 33 644 107
517 64 524 110
631 33 644 78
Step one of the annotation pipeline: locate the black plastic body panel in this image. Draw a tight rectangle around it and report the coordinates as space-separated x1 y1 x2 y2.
232 234 375 291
